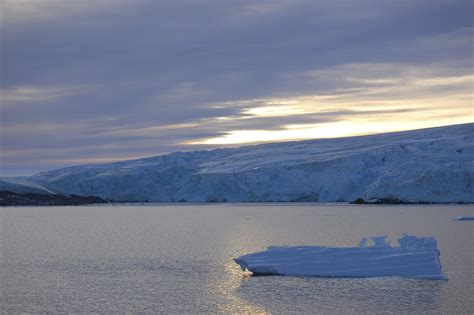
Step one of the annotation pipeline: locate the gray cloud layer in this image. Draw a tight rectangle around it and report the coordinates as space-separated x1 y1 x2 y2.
1 0 473 175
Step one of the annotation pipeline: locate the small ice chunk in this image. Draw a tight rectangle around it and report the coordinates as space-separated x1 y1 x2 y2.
234 234 446 280
370 235 389 247
398 233 438 249
453 216 474 221
359 237 368 248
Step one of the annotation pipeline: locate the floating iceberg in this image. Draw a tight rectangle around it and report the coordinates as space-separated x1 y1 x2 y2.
453 216 474 221
234 234 446 280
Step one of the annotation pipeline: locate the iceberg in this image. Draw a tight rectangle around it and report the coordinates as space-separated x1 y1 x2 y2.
453 216 474 221
234 234 447 280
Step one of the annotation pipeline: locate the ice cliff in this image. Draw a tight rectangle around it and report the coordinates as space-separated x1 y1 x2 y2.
1 123 473 203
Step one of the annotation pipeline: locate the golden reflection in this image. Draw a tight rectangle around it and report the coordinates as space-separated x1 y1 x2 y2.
207 216 276 313
212 261 268 313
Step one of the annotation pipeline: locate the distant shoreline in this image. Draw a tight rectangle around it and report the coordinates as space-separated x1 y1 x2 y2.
0 191 106 207
1 191 472 207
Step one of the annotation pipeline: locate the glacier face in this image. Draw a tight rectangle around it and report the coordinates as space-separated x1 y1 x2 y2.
1 123 473 202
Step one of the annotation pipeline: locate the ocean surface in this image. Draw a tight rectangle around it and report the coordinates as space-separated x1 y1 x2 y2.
1 204 473 313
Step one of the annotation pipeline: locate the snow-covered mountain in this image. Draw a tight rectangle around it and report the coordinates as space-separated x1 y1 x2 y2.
2 123 473 203
0 177 55 195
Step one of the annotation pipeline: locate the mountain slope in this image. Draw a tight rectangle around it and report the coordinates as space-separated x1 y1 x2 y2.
2 123 473 203
0 178 56 195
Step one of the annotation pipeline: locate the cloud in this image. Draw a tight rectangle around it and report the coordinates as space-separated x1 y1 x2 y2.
187 62 473 144
0 0 473 175
0 0 129 27
0 85 84 104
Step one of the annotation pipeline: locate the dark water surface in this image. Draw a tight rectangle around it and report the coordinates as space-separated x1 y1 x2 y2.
1 204 473 313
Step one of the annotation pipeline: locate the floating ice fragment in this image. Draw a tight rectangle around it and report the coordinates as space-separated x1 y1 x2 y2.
234 234 446 280
453 216 474 221
370 235 390 247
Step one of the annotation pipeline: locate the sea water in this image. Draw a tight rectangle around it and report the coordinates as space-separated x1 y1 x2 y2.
1 204 473 313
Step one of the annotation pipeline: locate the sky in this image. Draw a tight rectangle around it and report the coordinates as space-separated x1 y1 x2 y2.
1 0 473 176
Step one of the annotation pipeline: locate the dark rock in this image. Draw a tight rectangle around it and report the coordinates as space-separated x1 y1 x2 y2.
0 191 107 206
351 198 366 204
350 198 434 205
291 194 319 202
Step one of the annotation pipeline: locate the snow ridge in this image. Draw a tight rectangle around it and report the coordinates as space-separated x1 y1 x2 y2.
1 123 473 202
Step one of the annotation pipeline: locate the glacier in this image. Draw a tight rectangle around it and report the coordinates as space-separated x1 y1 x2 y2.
234 234 447 280
0 177 55 195
0 123 473 203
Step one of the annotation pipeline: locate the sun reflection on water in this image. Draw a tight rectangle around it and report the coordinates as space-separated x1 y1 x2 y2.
208 215 276 313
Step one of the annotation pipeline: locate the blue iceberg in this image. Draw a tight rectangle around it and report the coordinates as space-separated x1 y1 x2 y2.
453 216 474 221
234 234 446 280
